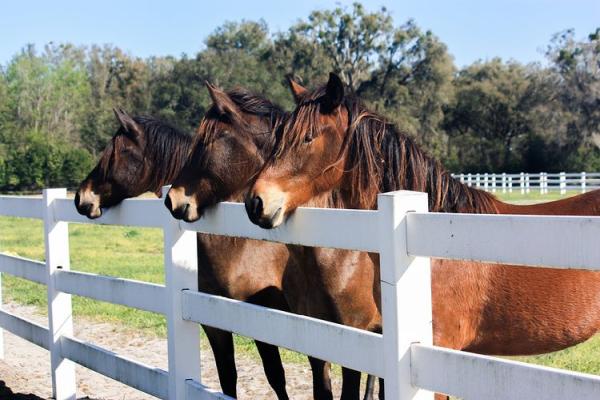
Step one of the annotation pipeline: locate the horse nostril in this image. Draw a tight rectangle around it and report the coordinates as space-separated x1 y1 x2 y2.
74 192 81 207
166 197 190 220
164 194 173 211
251 196 263 217
77 202 93 216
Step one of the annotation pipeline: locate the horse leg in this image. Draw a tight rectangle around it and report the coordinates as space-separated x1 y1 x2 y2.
254 340 289 399
341 367 361 400
362 375 375 400
203 325 237 398
308 356 333 400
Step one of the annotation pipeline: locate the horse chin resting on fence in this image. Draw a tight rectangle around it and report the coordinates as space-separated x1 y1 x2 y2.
246 73 600 399
75 106 295 399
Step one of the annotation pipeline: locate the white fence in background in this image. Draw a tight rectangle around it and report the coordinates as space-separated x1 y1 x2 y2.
0 188 600 399
451 171 600 195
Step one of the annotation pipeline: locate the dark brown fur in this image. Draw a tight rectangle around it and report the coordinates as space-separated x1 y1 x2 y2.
167 85 376 400
75 105 291 399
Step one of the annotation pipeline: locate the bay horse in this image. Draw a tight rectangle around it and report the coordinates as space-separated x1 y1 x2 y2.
245 73 600 399
165 82 378 400
74 108 291 399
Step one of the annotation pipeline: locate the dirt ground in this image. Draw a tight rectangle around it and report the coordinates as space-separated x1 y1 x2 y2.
0 301 360 400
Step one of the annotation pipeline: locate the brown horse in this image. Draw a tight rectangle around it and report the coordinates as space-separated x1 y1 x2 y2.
240 78 383 400
75 108 290 399
246 73 600 399
166 83 378 400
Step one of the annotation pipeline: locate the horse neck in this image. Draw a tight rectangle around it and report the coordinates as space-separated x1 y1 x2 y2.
357 125 502 214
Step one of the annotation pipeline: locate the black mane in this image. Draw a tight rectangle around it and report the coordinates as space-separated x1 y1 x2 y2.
198 88 287 156
132 116 193 191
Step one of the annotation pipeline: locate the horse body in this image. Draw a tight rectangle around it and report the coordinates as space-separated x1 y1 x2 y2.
438 190 600 354
168 83 386 400
431 260 600 354
75 108 290 399
247 73 600 398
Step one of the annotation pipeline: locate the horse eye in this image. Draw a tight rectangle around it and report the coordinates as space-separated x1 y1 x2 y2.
304 133 314 143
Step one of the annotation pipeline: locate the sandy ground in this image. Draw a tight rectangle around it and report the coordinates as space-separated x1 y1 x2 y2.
0 301 360 400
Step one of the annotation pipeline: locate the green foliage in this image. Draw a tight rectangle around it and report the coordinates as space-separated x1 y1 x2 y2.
290 3 393 91
0 4 599 190
444 60 542 171
0 131 93 190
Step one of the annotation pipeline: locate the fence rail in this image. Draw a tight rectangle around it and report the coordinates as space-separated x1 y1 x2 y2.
0 189 599 399
451 171 600 194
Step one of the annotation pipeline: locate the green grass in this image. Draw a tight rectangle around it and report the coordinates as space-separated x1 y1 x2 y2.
495 189 582 203
1 190 599 372
0 215 306 363
0 217 168 335
512 337 600 375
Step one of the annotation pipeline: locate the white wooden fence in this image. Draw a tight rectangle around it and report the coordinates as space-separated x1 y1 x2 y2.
1 188 600 399
451 172 600 195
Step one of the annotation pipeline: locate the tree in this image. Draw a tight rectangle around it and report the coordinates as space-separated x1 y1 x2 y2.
544 28 600 170
443 60 549 172
269 29 334 90
150 20 293 131
289 3 393 92
82 44 154 154
1 3 598 190
358 21 455 160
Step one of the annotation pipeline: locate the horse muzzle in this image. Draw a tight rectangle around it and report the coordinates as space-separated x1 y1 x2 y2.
245 189 286 229
74 189 102 219
165 187 201 222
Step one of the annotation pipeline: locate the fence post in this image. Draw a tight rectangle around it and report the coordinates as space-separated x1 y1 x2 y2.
475 173 481 188
502 173 506 193
508 176 513 193
43 188 76 400
581 172 586 193
164 208 201 399
459 173 464 184
483 173 489 191
560 172 566 195
520 172 525 194
467 173 472 187
525 173 530 194
491 173 496 193
378 191 433 400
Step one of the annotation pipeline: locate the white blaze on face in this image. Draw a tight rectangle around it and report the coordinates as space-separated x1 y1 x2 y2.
78 182 102 218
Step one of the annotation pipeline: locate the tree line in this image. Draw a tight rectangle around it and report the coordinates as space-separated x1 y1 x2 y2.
0 3 598 191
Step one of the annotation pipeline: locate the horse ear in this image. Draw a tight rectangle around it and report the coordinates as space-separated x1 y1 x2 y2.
205 81 240 118
286 74 307 104
113 107 142 142
323 72 344 113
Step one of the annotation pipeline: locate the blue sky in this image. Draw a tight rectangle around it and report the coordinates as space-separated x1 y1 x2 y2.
1 0 598 67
